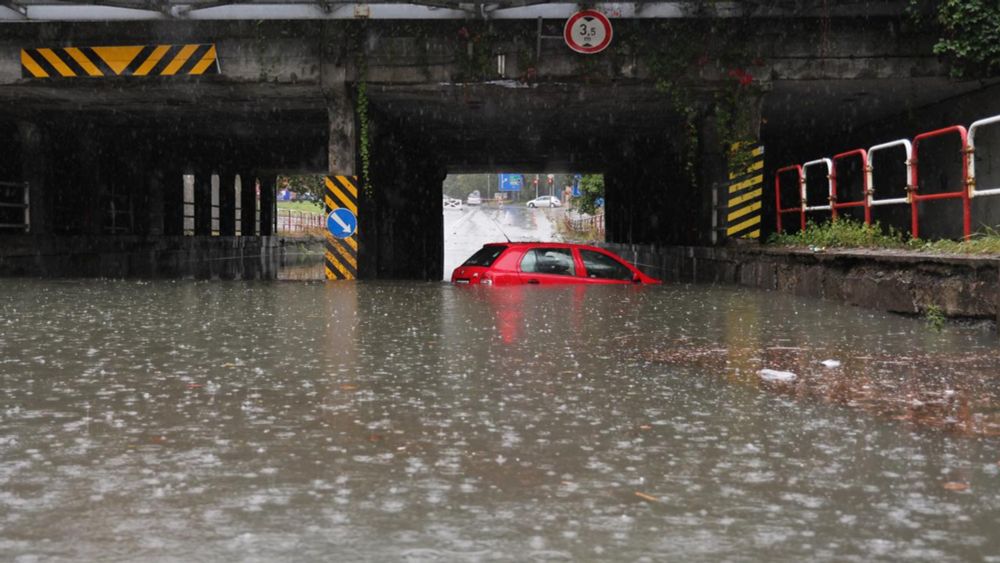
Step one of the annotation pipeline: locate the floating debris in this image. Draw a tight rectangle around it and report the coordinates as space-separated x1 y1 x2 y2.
759 369 797 382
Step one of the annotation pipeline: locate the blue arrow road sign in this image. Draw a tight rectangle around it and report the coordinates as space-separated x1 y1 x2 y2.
327 208 357 239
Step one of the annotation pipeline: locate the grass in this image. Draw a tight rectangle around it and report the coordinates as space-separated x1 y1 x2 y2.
768 220 907 249
277 201 324 214
768 219 1000 255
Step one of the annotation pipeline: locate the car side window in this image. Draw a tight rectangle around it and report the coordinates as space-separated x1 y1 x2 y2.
580 249 634 281
520 248 576 276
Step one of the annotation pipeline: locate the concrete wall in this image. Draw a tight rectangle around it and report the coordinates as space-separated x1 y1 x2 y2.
604 242 1000 322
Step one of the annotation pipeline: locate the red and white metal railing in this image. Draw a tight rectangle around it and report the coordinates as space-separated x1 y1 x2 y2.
802 158 834 218
866 139 912 216
968 115 1000 199
774 165 804 233
831 149 870 224
773 113 1000 240
909 125 970 239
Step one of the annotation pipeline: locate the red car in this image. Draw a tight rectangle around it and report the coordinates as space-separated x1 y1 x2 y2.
451 242 661 286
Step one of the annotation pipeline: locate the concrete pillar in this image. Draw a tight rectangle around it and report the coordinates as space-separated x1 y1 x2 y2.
163 170 184 236
17 121 50 235
327 83 356 176
359 118 445 280
259 175 275 236
147 167 165 236
219 172 236 236
194 171 212 236
240 173 257 236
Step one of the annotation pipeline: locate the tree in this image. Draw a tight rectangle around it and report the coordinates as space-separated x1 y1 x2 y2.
277 175 326 202
575 174 605 215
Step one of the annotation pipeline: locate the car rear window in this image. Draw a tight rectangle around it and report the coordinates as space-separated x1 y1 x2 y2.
462 245 507 267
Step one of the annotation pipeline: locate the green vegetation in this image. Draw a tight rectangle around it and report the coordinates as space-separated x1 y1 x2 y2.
910 0 1000 78
767 220 908 249
278 175 325 201
575 174 605 215
276 200 324 214
767 219 1000 255
356 60 372 198
923 304 946 331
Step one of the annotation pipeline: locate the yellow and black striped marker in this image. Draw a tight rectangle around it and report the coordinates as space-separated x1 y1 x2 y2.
324 175 359 281
20 44 220 78
726 143 764 239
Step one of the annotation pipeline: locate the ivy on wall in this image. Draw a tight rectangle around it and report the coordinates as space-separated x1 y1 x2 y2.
356 61 372 198
914 0 1000 78
627 20 762 184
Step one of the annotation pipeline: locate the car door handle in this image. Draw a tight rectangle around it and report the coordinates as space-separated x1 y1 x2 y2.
527 279 540 284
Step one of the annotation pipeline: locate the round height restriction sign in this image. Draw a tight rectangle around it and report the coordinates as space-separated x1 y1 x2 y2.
564 10 613 54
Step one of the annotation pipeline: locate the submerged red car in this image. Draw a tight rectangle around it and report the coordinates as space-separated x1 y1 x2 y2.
451 242 660 286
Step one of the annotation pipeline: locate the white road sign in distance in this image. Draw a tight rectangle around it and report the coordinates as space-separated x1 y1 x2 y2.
564 10 613 54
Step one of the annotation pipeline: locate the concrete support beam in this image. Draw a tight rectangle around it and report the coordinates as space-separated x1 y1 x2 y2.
219 172 236 237
240 173 257 236
194 171 212 236
259 175 275 236
327 84 356 177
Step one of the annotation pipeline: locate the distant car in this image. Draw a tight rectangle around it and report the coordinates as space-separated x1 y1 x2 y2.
467 191 482 206
443 195 463 210
527 196 561 208
451 242 660 286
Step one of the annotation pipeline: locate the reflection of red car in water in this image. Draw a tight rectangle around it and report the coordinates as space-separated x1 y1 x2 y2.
451 242 661 286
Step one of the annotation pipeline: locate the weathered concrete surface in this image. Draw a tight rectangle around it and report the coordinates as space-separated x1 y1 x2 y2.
0 235 292 279
604 242 1000 322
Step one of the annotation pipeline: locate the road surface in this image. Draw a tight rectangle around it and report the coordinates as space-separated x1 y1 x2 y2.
443 203 562 279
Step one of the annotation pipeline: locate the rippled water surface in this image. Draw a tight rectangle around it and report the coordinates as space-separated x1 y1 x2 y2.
1 279 998 561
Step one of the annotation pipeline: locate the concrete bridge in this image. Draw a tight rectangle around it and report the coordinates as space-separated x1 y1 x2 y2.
1 1 997 279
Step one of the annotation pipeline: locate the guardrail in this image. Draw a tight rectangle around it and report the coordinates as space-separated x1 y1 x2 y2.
774 113 1000 240
277 209 324 233
0 181 29 233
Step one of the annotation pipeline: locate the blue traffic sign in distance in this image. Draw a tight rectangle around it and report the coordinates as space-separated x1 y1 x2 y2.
327 208 358 239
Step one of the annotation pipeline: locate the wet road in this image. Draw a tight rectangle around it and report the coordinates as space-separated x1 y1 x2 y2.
1 279 999 561
443 204 560 279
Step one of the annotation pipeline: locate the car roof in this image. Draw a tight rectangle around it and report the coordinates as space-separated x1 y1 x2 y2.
482 242 612 253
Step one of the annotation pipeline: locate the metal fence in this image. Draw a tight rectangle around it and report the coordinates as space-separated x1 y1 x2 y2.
773 112 1000 240
277 209 324 233
564 211 605 237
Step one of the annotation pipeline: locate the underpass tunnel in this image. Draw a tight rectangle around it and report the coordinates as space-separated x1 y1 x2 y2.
361 82 728 280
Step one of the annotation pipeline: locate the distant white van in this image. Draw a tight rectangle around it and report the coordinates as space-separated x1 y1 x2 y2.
467 190 482 206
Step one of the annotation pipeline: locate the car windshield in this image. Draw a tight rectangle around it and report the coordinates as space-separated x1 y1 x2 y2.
462 245 507 267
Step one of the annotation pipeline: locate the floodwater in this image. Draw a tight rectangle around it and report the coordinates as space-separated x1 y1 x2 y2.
1 279 999 561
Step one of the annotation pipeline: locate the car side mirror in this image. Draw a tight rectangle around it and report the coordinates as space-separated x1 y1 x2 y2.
632 273 641 284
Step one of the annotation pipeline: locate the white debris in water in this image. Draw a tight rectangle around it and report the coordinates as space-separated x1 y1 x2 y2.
820 359 841 368
759 369 797 382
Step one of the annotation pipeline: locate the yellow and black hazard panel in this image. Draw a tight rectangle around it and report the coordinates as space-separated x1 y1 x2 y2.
725 143 764 240
323 175 359 281
20 44 220 78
